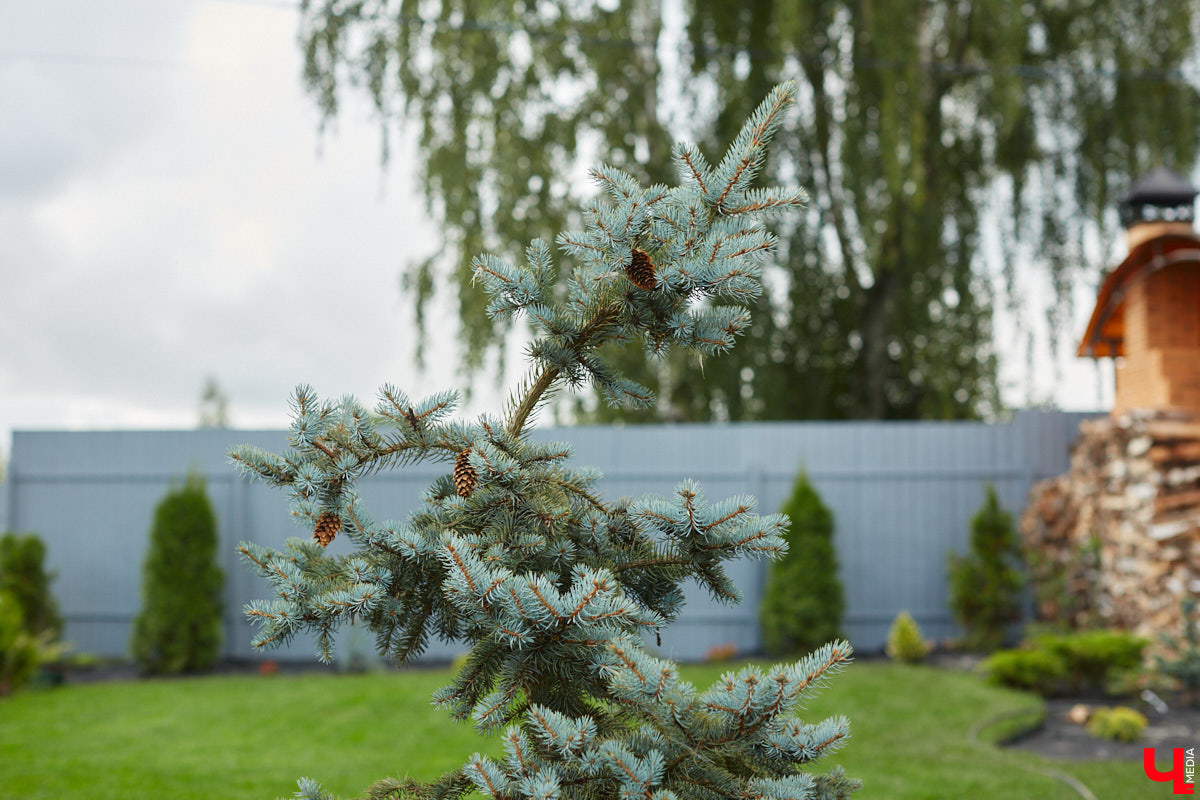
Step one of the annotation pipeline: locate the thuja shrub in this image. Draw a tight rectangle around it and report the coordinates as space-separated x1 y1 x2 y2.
886 611 930 664
131 474 224 675
0 531 62 639
232 85 859 800
948 485 1023 650
760 471 844 655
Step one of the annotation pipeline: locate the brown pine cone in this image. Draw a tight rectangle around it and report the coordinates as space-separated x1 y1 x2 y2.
454 449 478 498
626 248 658 290
313 512 341 547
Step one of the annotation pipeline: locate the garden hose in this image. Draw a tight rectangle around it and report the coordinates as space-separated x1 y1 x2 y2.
967 705 1098 800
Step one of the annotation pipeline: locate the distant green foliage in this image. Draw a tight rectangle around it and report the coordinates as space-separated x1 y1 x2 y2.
759 471 844 655
131 475 224 675
886 611 930 664
948 486 1023 651
984 630 1147 696
1157 596 1200 705
1035 630 1147 690
1087 707 1147 743
983 648 1069 694
0 531 62 639
0 590 38 696
1025 535 1101 630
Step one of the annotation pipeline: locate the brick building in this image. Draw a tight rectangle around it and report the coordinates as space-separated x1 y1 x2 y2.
1078 168 1200 414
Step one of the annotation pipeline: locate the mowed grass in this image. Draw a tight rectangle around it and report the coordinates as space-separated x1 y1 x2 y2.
0 661 1149 799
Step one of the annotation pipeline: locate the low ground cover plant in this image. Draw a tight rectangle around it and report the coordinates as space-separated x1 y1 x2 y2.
1086 706 1147 742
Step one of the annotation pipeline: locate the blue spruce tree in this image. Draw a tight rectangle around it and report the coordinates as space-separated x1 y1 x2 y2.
231 84 858 800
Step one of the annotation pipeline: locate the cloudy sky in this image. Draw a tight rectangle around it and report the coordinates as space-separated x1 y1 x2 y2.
1 0 1114 460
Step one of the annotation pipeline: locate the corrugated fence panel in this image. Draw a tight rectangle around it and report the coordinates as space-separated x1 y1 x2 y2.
7 411 1099 663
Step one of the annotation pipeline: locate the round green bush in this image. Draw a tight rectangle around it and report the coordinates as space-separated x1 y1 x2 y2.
982 648 1068 694
886 611 930 664
1087 706 1147 742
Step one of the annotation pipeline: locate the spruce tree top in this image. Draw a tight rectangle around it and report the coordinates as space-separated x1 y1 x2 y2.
970 485 1017 560
231 83 857 800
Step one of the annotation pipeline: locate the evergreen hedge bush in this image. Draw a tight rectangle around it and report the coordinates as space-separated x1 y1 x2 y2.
0 531 62 639
760 471 844 655
131 475 224 674
947 485 1022 650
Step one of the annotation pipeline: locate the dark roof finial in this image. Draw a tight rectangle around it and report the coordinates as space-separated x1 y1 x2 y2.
1120 167 1198 207
1119 167 1197 227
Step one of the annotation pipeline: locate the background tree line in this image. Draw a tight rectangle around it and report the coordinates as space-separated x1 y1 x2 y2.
297 0 1200 421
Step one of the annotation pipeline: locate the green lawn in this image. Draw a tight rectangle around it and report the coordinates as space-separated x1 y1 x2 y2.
0 661 1150 799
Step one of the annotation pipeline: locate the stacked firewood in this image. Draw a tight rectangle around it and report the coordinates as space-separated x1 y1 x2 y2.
1021 410 1200 640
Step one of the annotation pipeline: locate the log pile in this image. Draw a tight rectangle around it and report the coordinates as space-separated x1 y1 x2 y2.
1021 410 1200 640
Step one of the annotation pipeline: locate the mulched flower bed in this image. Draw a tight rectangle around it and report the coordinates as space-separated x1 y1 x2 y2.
1006 697 1200 762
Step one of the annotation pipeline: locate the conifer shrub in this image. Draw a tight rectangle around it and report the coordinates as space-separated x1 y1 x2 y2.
1025 535 1101 630
947 485 1023 650
232 85 860 800
0 531 63 639
131 475 224 675
983 630 1147 696
886 611 930 664
1086 706 1147 742
1156 596 1200 706
759 471 844 656
0 590 38 696
982 647 1069 694
1035 630 1147 690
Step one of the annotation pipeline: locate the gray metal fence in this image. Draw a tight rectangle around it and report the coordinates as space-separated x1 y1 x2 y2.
2 410 1096 663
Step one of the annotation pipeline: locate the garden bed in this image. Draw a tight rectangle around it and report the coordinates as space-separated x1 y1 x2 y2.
1006 696 1200 762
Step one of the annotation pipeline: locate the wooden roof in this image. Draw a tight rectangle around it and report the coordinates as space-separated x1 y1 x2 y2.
1077 231 1200 358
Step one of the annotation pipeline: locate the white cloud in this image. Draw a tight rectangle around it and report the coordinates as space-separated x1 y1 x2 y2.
0 0 469 448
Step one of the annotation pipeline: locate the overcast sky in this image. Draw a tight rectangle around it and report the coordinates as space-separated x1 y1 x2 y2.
1 0 1115 461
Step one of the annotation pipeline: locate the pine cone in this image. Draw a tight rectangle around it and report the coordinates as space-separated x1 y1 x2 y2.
454 449 478 498
626 248 658 290
313 512 341 547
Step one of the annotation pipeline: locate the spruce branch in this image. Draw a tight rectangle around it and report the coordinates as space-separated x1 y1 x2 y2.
232 82 857 800
506 301 621 438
